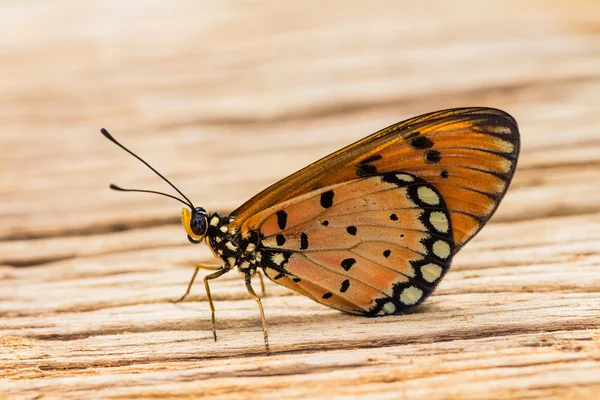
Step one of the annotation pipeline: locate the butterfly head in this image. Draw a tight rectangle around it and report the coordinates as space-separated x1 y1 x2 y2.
182 206 209 244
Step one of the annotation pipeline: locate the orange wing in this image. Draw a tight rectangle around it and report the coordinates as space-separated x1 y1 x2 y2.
231 107 520 251
244 172 455 315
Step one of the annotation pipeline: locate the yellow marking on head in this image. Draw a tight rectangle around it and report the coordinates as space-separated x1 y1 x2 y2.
400 286 423 305
181 208 204 241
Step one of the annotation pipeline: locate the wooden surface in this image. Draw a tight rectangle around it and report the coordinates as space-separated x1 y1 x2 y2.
2 1 600 399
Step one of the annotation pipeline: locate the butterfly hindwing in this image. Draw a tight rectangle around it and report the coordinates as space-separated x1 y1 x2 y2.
245 172 455 315
231 107 520 252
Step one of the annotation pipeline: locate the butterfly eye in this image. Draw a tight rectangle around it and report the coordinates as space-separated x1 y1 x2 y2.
181 207 207 243
190 208 208 237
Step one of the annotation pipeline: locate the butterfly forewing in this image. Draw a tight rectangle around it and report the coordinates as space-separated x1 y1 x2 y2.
231 107 519 252
244 172 455 315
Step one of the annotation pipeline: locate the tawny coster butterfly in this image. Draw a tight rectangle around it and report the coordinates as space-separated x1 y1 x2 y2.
102 107 520 355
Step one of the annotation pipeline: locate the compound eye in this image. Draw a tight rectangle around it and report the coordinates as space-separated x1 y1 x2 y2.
190 212 208 237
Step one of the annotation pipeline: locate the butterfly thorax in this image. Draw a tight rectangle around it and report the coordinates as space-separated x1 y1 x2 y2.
206 212 262 276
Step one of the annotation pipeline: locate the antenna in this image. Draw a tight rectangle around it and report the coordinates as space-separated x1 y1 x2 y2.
101 128 194 208
109 184 192 208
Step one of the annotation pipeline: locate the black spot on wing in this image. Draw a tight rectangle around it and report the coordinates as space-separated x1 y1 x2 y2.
357 164 378 177
341 258 356 271
410 136 434 149
346 226 357 236
276 210 288 230
340 279 350 293
276 234 286 246
356 154 382 177
300 232 309 250
425 150 441 163
322 292 333 299
320 190 334 208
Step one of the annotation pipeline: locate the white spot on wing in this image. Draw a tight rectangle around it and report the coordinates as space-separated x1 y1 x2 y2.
383 302 396 314
226 242 237 251
421 263 443 283
246 243 256 253
432 240 451 259
494 138 515 154
272 253 285 266
489 125 512 135
395 173 414 182
429 211 449 233
417 186 440 205
400 286 423 305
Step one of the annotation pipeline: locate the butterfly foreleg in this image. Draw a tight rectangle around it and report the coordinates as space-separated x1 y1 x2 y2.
203 267 228 342
245 274 270 355
172 263 223 303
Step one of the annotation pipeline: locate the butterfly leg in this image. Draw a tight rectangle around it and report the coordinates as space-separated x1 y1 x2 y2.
204 268 227 342
173 263 222 303
256 271 267 297
245 275 270 355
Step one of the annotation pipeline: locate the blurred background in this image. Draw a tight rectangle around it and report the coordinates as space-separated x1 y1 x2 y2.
2 2 600 396
1 0 599 261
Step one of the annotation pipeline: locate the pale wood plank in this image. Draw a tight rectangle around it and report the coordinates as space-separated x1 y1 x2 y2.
2 0 600 399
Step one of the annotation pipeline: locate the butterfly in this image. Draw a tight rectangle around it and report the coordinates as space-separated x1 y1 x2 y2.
102 107 520 355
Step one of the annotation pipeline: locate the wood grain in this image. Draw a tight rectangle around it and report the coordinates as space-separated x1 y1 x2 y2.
2 0 600 399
